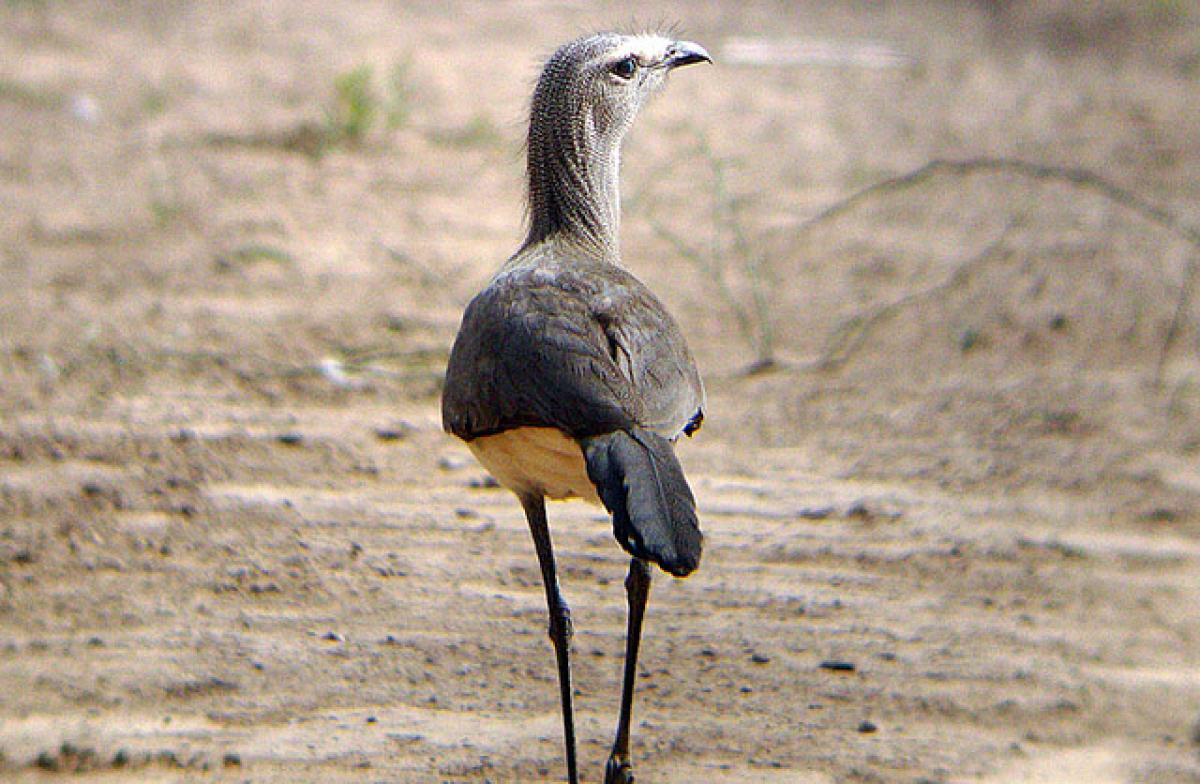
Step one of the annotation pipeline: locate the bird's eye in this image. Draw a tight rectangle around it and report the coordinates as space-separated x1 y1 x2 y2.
610 56 637 80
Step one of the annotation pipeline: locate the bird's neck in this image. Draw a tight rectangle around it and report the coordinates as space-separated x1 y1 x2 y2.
522 110 624 264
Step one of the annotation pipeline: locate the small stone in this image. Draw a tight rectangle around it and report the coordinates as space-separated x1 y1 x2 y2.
1144 507 1178 523
857 720 878 733
70 93 100 124
750 652 771 664
797 506 834 520
316 358 364 390
374 424 412 441
845 500 872 520
321 631 345 643
819 659 856 672
277 433 304 446
222 752 241 767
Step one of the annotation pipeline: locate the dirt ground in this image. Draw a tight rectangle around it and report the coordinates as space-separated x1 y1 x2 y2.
3 1 1200 781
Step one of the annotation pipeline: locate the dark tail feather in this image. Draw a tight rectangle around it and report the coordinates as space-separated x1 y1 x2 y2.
582 427 702 577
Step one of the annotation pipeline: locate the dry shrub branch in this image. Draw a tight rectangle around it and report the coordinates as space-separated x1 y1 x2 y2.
796 157 1200 385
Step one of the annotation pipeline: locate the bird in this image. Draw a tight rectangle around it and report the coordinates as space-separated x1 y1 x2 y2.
442 31 711 784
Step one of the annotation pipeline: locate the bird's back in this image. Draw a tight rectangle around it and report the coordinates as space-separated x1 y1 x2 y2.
442 243 704 446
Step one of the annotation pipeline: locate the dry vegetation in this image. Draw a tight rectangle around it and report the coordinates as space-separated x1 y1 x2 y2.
1 1 1199 782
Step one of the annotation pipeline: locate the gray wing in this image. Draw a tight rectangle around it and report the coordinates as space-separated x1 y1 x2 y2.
442 261 704 442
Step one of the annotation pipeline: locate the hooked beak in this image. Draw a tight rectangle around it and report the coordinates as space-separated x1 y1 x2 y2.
665 40 713 70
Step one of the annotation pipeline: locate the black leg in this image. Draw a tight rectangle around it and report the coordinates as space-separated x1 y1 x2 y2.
605 557 652 784
521 494 578 784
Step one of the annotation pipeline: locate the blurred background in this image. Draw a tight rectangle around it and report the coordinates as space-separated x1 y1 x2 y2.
1 1 1198 782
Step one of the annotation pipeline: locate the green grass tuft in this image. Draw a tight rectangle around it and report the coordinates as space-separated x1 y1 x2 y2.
324 65 377 147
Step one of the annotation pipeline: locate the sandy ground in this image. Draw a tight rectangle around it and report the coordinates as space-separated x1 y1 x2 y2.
2 1 1200 781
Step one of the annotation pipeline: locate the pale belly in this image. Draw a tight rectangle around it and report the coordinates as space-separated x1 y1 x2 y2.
467 427 601 504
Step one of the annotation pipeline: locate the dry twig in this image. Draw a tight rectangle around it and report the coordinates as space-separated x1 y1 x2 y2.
812 220 1015 370
795 157 1200 384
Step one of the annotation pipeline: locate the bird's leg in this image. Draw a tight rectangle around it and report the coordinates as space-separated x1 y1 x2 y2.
605 557 652 784
521 494 578 784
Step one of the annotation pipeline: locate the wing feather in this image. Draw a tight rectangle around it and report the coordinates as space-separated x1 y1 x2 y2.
442 259 703 442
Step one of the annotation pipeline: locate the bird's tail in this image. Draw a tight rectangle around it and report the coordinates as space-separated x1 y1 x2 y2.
581 427 702 577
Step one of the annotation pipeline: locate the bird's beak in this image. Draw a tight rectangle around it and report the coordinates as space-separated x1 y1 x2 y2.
665 41 712 70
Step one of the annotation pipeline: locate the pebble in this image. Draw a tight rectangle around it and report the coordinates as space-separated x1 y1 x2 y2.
374 424 412 441
845 499 903 521
857 720 878 733
819 659 856 672
845 500 873 519
70 93 100 124
316 358 365 390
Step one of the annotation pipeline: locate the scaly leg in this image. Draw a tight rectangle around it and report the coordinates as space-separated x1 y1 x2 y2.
521 494 578 784
605 557 652 784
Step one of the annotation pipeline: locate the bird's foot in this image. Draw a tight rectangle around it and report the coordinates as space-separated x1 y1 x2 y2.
604 754 635 784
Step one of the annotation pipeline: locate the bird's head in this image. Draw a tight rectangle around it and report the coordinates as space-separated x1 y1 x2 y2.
532 31 712 143
523 31 710 257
